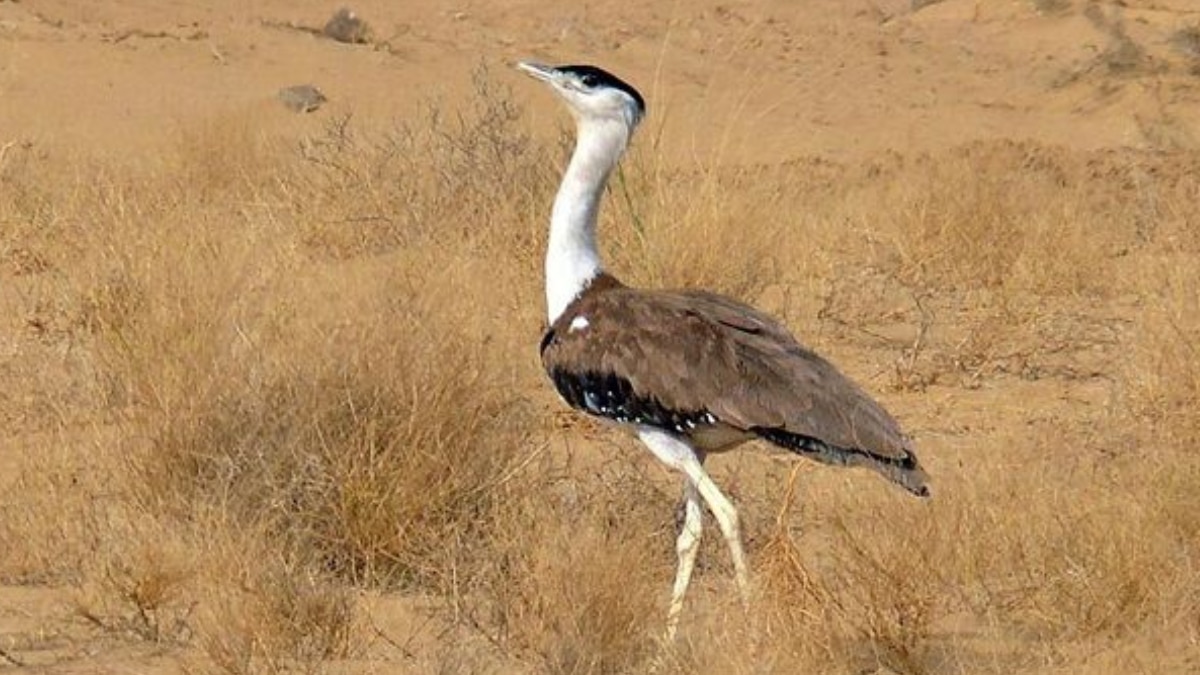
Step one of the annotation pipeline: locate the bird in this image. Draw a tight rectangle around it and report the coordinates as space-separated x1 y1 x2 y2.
517 61 930 640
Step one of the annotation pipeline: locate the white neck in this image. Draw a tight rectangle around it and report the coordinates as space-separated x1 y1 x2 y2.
545 118 630 324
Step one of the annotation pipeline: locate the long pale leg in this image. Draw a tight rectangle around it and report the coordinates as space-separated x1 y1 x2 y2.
639 428 750 636
683 460 749 604
665 478 702 641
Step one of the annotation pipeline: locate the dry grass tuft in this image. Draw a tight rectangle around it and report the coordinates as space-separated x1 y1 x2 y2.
479 458 670 674
1120 266 1200 447
193 538 357 675
855 143 1126 295
75 521 197 644
293 66 554 264
604 156 802 300
0 439 110 584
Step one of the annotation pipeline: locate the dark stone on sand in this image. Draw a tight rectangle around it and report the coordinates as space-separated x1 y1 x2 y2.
323 8 370 44
278 85 327 113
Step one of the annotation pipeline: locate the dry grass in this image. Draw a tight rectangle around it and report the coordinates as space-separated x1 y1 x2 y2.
2 69 1200 675
1122 265 1200 445
479 460 670 674
842 142 1132 295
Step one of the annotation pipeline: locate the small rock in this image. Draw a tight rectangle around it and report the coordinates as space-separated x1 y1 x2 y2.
323 7 369 44
277 85 326 113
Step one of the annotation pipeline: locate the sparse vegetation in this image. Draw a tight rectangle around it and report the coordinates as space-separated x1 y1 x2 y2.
2 60 1200 675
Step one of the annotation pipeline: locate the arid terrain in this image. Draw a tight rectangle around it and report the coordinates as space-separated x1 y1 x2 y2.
2 1 1199 673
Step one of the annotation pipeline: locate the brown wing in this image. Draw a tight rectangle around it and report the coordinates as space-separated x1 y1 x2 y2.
541 284 740 431
673 290 912 454
541 282 928 496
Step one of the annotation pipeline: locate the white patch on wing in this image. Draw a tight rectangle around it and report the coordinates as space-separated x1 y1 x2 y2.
569 315 590 332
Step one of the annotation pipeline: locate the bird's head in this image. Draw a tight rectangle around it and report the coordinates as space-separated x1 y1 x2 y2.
517 62 645 132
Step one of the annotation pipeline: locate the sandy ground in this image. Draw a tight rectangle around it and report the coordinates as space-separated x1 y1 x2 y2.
3 0 1198 162
2 0 1199 672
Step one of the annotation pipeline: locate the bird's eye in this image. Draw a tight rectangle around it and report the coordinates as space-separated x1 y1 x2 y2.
579 73 599 88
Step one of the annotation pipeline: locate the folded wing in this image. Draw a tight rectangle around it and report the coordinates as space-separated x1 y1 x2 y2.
541 282 929 496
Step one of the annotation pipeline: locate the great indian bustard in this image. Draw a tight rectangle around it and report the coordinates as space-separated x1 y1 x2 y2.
517 61 930 639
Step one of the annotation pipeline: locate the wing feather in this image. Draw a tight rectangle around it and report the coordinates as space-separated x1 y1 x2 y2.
542 286 915 461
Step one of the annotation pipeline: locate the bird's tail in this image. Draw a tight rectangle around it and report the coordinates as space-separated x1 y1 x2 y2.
752 427 930 498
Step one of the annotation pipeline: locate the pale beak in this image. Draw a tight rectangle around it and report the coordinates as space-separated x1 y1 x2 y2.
516 61 559 83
